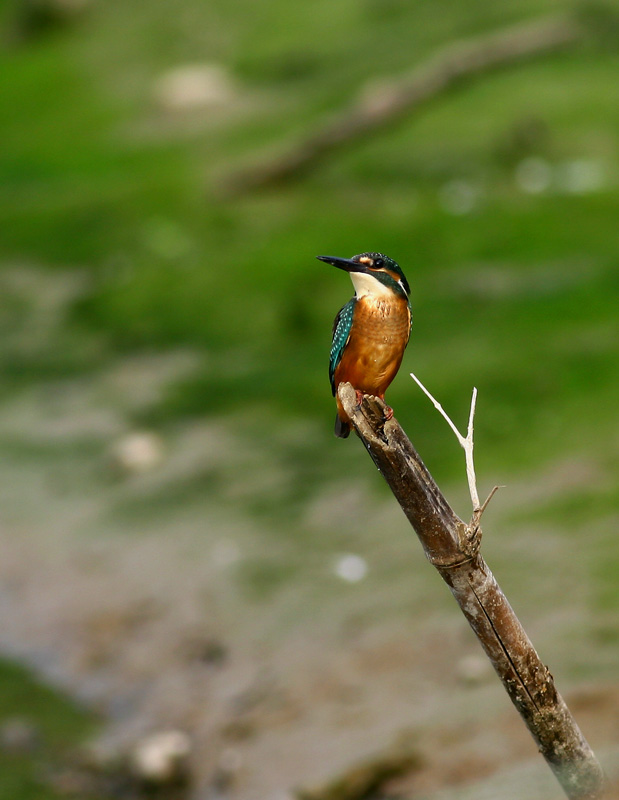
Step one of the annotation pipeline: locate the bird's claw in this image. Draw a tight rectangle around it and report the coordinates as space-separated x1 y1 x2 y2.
351 391 394 423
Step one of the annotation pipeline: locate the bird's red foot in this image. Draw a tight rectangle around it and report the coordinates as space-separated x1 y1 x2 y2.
355 389 365 406
383 405 394 421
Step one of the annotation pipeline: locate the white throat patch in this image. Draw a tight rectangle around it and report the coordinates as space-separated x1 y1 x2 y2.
350 271 393 299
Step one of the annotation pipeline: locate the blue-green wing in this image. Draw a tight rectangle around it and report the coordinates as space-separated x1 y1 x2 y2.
330 298 355 396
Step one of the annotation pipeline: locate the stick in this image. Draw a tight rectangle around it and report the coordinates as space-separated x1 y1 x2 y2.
336 383 606 800
222 14 582 194
410 373 504 539
411 373 481 511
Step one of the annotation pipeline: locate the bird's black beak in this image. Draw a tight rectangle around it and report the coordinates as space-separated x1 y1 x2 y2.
316 255 368 273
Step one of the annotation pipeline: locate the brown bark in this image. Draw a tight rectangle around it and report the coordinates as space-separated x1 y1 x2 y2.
337 383 606 800
223 15 582 195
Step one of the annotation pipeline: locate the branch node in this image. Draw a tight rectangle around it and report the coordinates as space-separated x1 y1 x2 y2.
467 484 505 544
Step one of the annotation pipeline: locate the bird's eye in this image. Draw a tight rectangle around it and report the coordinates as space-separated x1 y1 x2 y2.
373 258 383 269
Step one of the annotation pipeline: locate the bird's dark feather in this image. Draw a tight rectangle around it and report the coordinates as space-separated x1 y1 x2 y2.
329 298 355 396
334 413 351 438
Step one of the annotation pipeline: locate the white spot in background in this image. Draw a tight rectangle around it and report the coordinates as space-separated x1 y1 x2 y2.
154 64 235 112
514 156 552 194
438 180 480 215
130 730 192 783
333 553 368 583
111 432 164 474
555 159 605 194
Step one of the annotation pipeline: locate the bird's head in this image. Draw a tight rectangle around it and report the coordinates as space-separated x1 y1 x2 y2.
317 252 410 300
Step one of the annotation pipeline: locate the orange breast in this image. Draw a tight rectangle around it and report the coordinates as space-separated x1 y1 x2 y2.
334 295 410 411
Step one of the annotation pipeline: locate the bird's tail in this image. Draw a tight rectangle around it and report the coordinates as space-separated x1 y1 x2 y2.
334 414 351 439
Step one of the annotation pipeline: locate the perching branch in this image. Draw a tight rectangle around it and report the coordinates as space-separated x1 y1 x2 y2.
337 383 606 800
222 14 582 194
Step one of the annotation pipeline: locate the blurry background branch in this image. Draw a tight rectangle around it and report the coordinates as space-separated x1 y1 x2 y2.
337 383 606 800
223 13 584 194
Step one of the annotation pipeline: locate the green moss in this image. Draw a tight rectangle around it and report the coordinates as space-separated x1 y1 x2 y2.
0 658 100 800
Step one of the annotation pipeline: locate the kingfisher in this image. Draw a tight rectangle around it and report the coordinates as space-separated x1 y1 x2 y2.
317 252 412 438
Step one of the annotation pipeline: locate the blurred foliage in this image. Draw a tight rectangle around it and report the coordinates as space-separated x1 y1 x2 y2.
0 658 99 800
1 0 618 477
0 1 618 790
0 0 617 542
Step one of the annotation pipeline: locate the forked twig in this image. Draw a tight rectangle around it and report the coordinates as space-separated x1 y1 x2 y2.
410 373 502 535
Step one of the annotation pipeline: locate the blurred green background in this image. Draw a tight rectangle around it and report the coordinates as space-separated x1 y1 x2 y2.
0 0 618 798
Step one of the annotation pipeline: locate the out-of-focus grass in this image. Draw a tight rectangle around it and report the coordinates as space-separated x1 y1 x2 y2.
1 0 617 525
0 0 617 517
0 658 99 800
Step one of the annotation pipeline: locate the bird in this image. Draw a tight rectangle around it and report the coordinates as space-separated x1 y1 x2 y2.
317 252 412 438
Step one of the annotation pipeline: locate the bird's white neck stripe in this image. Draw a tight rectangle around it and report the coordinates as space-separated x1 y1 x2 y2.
350 271 392 299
